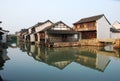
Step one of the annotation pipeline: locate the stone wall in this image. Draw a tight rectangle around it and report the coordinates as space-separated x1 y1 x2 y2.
79 39 104 46
53 42 80 47
51 39 104 47
113 39 120 48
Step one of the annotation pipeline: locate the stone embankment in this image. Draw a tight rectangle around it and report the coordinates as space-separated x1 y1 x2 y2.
113 39 120 49
79 39 104 46
50 39 104 47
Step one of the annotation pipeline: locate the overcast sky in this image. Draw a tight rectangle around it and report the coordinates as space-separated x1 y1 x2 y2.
0 0 120 34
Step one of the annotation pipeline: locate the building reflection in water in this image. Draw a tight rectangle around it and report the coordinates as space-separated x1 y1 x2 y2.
75 46 110 72
0 46 10 69
0 75 3 81
0 44 10 81
19 43 120 72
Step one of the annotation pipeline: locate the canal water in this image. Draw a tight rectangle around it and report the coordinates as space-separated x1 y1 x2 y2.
0 42 120 81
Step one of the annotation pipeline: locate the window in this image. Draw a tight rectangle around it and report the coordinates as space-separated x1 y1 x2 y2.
80 24 84 28
88 22 95 27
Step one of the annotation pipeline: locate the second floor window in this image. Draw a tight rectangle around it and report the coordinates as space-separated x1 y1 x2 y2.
88 22 95 28
80 24 84 28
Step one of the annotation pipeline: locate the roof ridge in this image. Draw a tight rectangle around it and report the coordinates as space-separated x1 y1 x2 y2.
74 14 104 24
81 14 104 19
42 21 73 31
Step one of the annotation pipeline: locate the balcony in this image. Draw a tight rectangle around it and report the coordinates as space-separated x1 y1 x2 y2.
75 27 96 31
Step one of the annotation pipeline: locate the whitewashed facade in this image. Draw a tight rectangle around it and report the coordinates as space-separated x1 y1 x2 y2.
43 21 78 43
28 27 32 34
30 20 53 43
30 34 35 42
73 14 111 40
111 32 120 39
110 21 120 39
113 21 120 29
35 20 53 32
96 16 111 39
24 27 32 42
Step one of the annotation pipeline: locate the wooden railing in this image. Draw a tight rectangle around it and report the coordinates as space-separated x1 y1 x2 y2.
75 27 96 31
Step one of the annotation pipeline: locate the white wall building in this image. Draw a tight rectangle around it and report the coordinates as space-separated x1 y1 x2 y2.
110 21 120 39
96 16 111 39
29 20 53 43
113 21 120 29
35 20 53 32
73 14 111 40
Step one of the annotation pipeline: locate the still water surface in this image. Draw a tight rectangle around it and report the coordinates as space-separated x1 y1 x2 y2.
0 43 120 81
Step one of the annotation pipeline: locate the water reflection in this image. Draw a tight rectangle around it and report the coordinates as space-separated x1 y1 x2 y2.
18 43 120 72
0 44 10 81
0 76 3 81
0 46 10 70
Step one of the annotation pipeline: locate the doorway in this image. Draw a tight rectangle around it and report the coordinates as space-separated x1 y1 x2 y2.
62 35 67 42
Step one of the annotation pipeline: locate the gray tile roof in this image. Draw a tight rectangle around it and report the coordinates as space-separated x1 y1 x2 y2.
33 21 77 34
74 14 104 24
42 21 71 31
110 27 120 33
27 20 53 29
